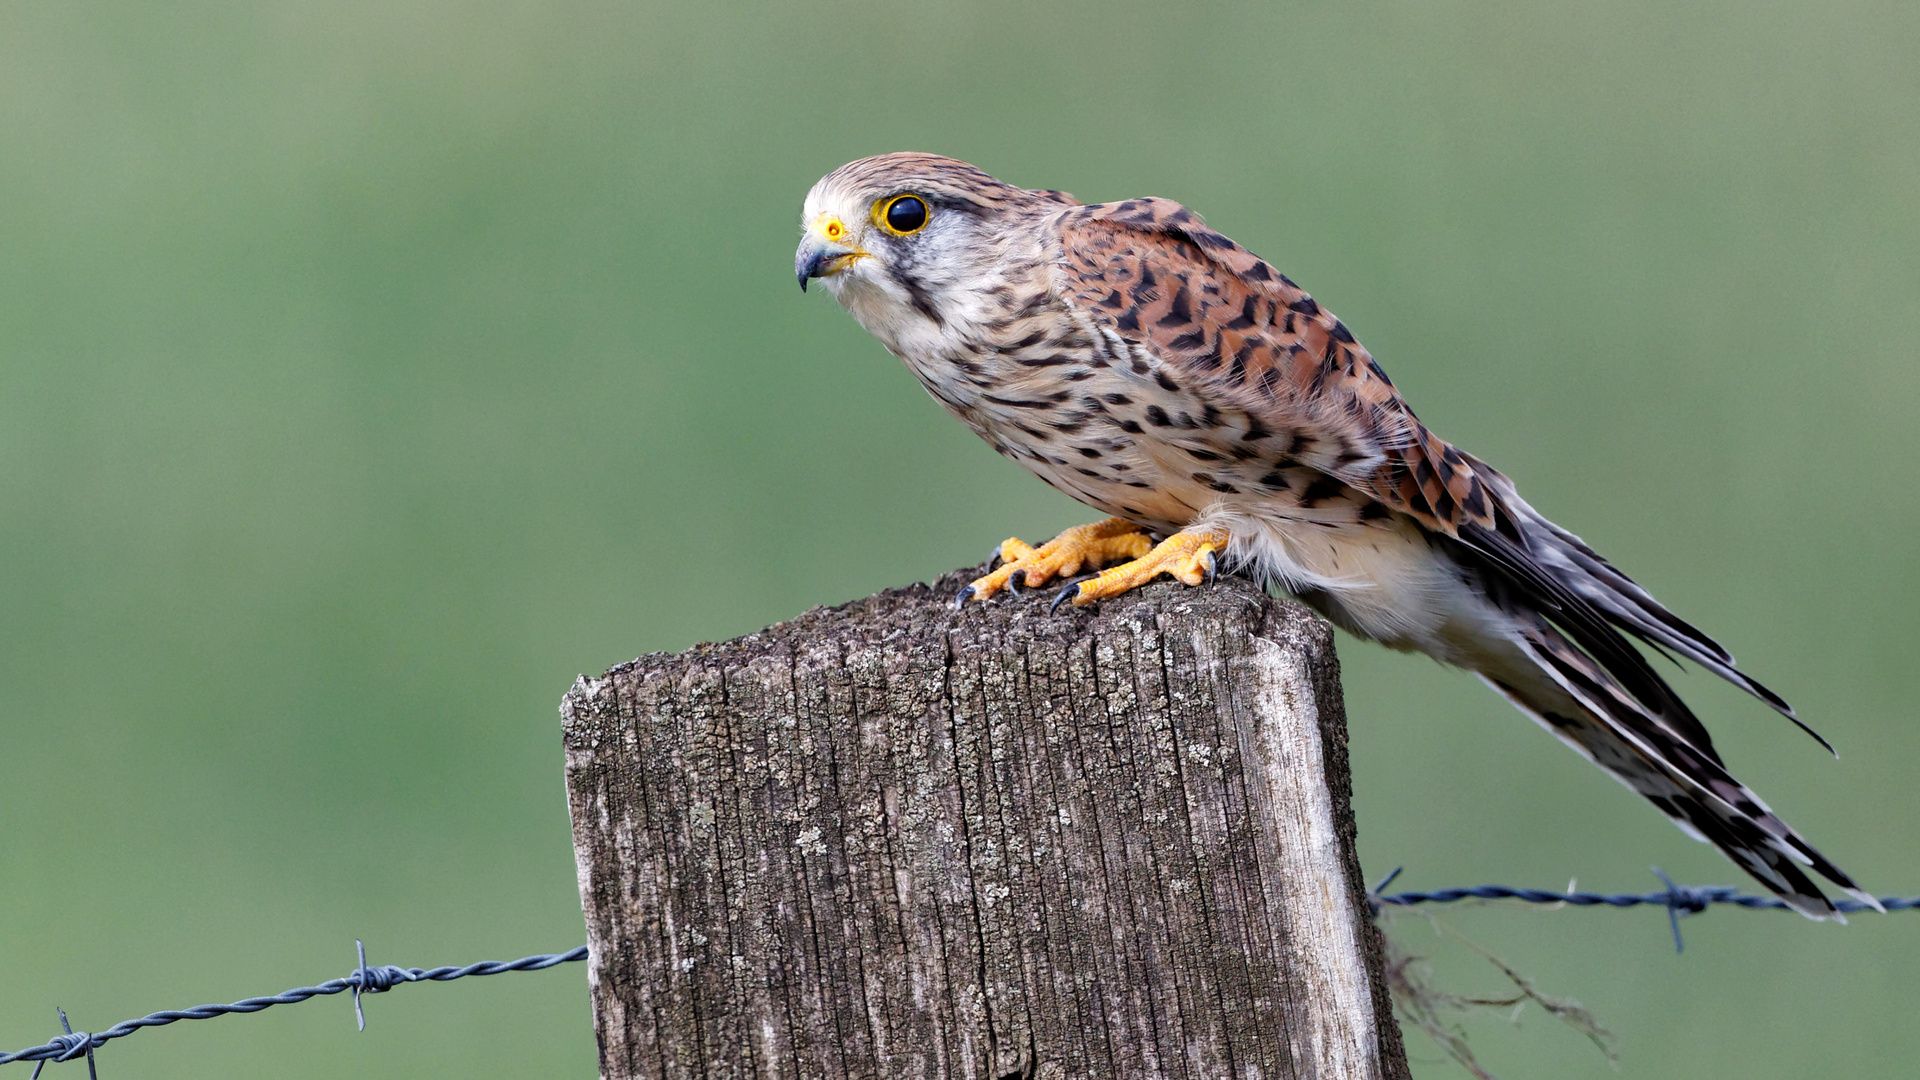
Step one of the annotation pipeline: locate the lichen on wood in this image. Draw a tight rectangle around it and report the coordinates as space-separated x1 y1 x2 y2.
563 565 1409 1079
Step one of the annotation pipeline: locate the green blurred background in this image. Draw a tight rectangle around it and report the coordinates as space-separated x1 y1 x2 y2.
2 1 1914 1076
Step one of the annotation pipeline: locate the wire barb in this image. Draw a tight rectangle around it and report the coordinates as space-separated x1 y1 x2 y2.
28 1009 95 1080
1650 866 1724 952
1366 866 1405 914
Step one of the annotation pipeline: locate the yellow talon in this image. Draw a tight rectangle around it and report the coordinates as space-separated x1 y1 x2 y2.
961 518 1153 604
1066 526 1230 607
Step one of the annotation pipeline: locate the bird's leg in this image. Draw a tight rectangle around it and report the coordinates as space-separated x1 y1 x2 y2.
1050 525 1230 610
956 518 1153 606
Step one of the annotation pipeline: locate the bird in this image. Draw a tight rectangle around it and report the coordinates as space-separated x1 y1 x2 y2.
794 151 1874 920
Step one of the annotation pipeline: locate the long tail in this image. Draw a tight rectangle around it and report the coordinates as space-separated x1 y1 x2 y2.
1478 612 1875 920
1426 462 1876 919
1252 444 1871 915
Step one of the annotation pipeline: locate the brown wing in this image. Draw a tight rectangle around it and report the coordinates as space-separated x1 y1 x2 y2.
1049 198 1819 757
1052 197 1505 538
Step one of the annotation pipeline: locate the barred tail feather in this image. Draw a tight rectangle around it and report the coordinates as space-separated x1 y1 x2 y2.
1237 499 1873 916
1484 618 1878 920
1473 477 1834 754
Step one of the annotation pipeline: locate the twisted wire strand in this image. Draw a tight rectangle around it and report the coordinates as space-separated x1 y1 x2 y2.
1368 866 1920 952
1374 877 1920 915
0 944 588 1072
6 872 1917 1071
1378 884 1920 913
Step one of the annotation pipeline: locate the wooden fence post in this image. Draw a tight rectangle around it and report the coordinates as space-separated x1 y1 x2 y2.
562 564 1409 1079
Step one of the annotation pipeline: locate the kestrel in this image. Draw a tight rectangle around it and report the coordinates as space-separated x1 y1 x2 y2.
795 152 1872 919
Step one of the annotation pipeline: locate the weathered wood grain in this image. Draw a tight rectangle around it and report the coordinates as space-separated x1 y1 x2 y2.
562 565 1408 1080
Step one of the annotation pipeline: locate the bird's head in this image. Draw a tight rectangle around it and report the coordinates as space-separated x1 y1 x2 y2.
796 153 1075 347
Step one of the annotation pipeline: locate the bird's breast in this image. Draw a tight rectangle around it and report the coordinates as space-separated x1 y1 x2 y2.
886 325 1262 534
864 276 1387 545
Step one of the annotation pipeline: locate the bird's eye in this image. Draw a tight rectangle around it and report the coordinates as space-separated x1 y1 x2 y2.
878 194 929 236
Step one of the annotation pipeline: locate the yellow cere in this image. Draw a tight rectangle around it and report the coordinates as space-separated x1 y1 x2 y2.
814 214 847 242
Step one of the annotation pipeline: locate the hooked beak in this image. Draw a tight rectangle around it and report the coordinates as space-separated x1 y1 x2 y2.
795 234 861 291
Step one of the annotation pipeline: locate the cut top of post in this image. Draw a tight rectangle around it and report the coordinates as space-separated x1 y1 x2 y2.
563 565 1408 1080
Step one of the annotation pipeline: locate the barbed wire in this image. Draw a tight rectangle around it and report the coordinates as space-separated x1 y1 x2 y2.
5 871 1916 1074
1370 867 1920 952
0 941 587 1077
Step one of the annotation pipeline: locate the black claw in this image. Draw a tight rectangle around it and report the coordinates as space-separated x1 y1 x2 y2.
1006 575 1023 597
1202 550 1218 586
1048 582 1081 616
952 584 976 611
